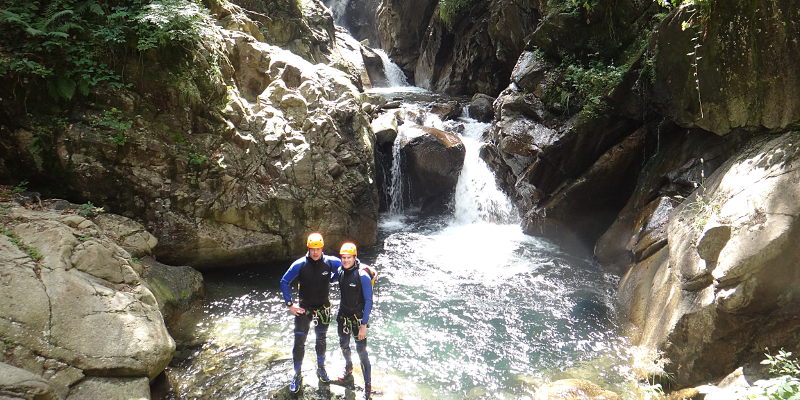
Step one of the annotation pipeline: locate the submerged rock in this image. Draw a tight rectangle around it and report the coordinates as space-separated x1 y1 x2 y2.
534 378 620 400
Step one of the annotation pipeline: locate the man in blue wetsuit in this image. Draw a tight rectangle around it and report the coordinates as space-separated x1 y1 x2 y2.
280 232 342 393
335 242 374 399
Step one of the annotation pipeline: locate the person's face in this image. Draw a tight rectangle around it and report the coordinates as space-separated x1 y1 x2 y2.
308 247 323 260
341 254 355 269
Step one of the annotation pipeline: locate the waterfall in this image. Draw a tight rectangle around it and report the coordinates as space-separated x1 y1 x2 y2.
452 119 519 225
374 49 409 87
325 0 349 26
388 127 405 215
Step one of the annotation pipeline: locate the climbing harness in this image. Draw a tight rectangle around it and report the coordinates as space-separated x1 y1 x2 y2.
310 304 332 327
341 314 364 340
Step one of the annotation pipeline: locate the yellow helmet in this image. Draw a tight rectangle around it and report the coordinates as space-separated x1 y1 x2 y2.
340 242 357 256
307 233 324 249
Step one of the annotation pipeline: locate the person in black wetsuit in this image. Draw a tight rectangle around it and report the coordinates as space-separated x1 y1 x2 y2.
280 232 342 393
335 242 374 399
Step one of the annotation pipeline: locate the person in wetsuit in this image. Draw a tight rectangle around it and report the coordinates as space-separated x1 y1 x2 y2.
335 242 374 399
280 232 342 393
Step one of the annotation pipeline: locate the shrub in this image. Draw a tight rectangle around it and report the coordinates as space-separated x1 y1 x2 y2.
0 0 214 102
439 0 477 27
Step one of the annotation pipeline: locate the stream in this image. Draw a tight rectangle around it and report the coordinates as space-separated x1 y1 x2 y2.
157 90 638 399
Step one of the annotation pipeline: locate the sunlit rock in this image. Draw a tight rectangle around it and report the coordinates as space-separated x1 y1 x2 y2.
618 131 800 386
0 201 175 398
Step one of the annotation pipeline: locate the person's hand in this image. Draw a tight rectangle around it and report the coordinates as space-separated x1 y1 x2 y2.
289 304 306 316
358 324 367 341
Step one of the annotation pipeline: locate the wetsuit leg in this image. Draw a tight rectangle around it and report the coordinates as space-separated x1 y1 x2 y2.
293 314 311 375
314 313 329 367
356 339 371 385
337 316 353 371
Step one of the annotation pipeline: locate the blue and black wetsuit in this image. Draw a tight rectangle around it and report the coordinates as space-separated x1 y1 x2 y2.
280 253 342 375
336 260 373 386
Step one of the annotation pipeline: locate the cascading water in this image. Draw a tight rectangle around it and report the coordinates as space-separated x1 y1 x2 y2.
450 118 518 224
324 0 349 27
374 49 410 88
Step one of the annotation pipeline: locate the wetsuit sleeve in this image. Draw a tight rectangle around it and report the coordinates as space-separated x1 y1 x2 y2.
328 256 342 282
359 270 373 325
280 260 303 303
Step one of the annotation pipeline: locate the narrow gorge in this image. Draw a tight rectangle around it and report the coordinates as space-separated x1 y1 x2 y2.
1 0 799 399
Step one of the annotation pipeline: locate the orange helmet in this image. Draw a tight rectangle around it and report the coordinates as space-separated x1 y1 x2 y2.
307 233 324 249
340 242 357 256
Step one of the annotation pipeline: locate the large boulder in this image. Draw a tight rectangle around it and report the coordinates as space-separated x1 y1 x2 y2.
653 0 800 135
617 131 800 387
0 201 175 398
399 125 465 214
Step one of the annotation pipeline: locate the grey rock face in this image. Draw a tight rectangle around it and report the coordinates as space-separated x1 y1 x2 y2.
468 93 496 122
376 0 439 74
414 0 541 95
1 4 380 270
653 2 800 135
618 132 800 386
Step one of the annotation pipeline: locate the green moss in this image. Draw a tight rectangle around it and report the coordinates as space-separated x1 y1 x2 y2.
439 0 478 27
2 229 43 261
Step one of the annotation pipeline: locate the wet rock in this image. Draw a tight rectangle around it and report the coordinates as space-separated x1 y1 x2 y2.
534 378 620 400
140 257 205 329
361 44 389 87
468 93 495 122
400 126 466 214
523 126 648 247
594 126 743 274
376 0 439 74
414 0 540 95
511 50 550 95
372 111 399 147
430 100 461 120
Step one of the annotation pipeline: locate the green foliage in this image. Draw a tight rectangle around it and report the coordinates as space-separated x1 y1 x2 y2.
438 0 477 27
188 152 207 165
1 229 42 261
763 350 800 377
545 56 625 117
0 0 214 101
77 201 103 216
744 350 800 400
12 181 29 193
94 108 132 145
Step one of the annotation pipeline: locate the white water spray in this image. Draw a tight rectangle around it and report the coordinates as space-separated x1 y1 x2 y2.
452 119 518 224
325 0 349 26
374 49 409 87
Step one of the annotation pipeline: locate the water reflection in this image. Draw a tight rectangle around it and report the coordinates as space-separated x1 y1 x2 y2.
159 216 636 400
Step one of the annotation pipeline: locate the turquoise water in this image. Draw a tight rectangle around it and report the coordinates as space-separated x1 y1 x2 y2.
159 215 631 399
